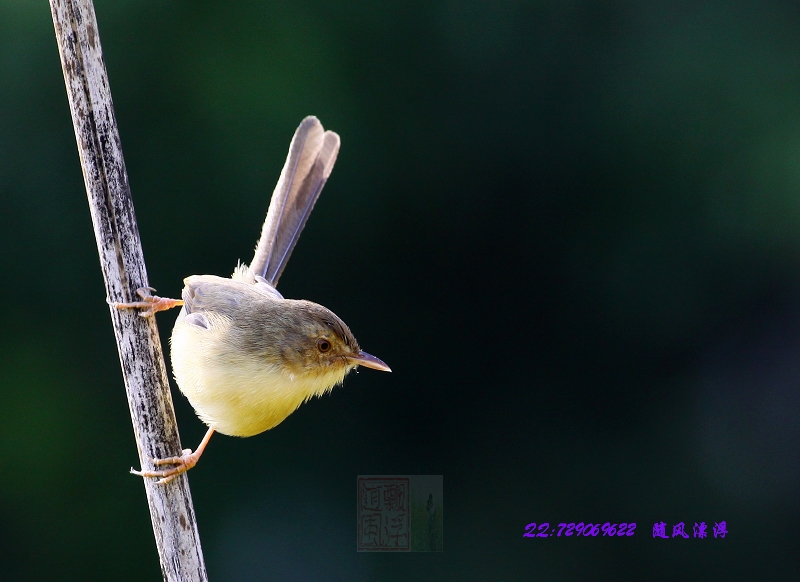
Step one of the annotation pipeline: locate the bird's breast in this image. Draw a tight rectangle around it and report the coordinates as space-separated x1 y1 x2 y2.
170 311 347 436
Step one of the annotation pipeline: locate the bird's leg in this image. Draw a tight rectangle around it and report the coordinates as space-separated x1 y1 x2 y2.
131 428 215 485
113 287 184 317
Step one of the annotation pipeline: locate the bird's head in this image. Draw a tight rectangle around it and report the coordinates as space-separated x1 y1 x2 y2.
272 300 390 392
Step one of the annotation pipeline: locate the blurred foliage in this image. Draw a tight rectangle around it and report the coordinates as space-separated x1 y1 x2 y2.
1 0 799 579
410 503 443 552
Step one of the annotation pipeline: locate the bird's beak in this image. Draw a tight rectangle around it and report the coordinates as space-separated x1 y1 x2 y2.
348 350 391 372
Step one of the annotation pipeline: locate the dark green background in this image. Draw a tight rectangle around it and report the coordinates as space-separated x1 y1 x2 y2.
2 0 799 579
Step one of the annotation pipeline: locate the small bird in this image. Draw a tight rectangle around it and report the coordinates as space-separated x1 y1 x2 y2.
117 116 390 484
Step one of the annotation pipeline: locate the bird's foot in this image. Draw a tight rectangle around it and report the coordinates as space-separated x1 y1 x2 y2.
131 428 214 485
131 448 200 485
113 287 183 317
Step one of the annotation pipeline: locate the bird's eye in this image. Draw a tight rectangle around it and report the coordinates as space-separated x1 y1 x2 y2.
317 339 332 353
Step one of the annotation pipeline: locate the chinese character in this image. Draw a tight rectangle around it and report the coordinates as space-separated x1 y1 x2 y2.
672 522 689 538
386 513 409 547
652 522 669 538
362 488 381 512
693 522 707 539
713 521 727 539
360 513 382 547
384 483 406 511
357 477 411 551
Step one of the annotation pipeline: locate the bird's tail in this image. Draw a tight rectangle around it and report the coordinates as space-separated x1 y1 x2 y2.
248 116 340 286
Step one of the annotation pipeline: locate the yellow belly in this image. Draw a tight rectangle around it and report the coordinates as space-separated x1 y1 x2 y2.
170 311 346 437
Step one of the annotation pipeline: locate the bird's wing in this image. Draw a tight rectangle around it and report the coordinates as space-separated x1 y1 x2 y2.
249 116 340 286
179 275 280 329
181 275 267 315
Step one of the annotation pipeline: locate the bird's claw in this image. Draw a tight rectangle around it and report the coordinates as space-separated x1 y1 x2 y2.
114 287 183 317
131 449 201 485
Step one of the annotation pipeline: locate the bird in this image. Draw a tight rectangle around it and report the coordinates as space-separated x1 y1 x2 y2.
116 116 390 484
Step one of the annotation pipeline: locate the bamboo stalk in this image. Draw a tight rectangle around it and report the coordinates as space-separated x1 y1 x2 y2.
49 1 208 580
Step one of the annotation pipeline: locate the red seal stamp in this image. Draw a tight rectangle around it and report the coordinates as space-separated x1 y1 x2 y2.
357 477 410 551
